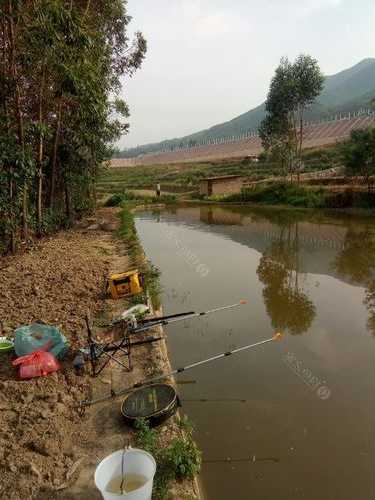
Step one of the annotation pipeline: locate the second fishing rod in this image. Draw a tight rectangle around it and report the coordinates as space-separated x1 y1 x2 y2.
80 331 283 407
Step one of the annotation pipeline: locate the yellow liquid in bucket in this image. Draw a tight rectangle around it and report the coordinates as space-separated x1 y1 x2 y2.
106 474 147 494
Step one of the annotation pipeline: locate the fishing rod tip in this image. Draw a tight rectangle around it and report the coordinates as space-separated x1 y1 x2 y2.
273 332 283 341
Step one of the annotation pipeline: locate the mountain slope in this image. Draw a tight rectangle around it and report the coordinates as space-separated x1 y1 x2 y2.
319 58 375 108
118 58 375 158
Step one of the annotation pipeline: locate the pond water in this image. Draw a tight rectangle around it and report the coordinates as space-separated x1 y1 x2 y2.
135 205 375 500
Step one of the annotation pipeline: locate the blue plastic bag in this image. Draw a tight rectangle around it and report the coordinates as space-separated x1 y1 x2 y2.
14 323 69 360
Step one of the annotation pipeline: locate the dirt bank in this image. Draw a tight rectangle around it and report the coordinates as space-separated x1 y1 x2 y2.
0 208 199 499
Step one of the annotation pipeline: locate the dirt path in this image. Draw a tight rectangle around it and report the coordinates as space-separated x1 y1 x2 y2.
0 208 199 499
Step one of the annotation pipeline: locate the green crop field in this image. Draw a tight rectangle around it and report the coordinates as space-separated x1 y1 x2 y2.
97 160 280 197
97 148 340 199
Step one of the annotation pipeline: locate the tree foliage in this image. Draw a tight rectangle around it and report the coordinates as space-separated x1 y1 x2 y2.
259 55 324 180
0 0 146 252
341 128 375 191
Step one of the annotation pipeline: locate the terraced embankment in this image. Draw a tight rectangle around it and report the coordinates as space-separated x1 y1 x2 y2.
114 113 375 166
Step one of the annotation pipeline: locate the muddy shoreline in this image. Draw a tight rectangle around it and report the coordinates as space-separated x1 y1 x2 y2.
0 207 200 499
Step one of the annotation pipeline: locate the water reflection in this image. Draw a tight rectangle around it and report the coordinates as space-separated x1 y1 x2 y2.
333 225 375 335
365 282 375 334
199 206 375 337
257 237 316 335
141 205 375 337
333 227 375 282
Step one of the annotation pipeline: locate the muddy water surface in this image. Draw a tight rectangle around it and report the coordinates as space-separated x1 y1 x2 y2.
135 205 375 500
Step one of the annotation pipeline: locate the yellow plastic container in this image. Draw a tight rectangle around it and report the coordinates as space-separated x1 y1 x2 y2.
107 270 143 299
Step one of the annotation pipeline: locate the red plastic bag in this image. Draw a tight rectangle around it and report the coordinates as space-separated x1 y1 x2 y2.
12 350 60 379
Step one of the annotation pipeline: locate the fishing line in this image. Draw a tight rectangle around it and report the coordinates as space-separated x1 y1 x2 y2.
182 398 248 403
132 300 248 334
203 456 280 464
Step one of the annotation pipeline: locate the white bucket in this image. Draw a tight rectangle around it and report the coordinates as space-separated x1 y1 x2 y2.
95 448 156 500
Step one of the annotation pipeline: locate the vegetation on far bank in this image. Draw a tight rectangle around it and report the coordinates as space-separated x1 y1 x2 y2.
341 128 375 189
202 181 375 210
223 183 326 208
105 190 177 207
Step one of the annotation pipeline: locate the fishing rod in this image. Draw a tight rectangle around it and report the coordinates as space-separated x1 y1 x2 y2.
84 300 247 377
79 331 283 407
131 300 248 334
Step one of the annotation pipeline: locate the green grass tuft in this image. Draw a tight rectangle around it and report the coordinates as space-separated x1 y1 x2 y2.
134 418 202 500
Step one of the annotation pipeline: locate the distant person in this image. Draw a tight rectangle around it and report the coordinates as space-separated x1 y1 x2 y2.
156 183 161 197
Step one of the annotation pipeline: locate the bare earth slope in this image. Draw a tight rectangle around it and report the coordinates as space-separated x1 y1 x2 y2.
117 114 375 167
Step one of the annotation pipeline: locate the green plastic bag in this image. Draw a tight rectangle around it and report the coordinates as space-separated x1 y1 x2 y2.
14 323 69 360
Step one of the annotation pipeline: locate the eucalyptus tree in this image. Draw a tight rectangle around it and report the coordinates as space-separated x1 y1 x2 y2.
260 55 324 181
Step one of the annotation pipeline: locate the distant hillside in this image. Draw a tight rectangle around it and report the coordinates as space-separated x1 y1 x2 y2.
117 58 375 158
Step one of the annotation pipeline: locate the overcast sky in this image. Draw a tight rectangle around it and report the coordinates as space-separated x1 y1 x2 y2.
119 0 375 148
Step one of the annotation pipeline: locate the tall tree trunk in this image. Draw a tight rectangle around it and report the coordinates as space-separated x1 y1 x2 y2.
9 170 16 253
22 187 28 239
36 66 46 236
8 0 27 240
64 175 71 223
290 113 298 182
49 99 63 208
297 108 304 184
92 181 97 209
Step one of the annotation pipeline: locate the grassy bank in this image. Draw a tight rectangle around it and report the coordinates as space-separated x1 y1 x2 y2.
117 203 202 499
209 182 375 210
117 201 163 309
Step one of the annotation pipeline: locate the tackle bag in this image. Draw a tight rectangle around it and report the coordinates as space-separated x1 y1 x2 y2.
14 323 69 359
12 349 60 379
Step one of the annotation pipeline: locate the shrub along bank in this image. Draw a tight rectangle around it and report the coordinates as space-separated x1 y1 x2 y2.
211 182 375 210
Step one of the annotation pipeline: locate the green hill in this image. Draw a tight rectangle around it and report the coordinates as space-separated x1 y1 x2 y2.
118 58 375 158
